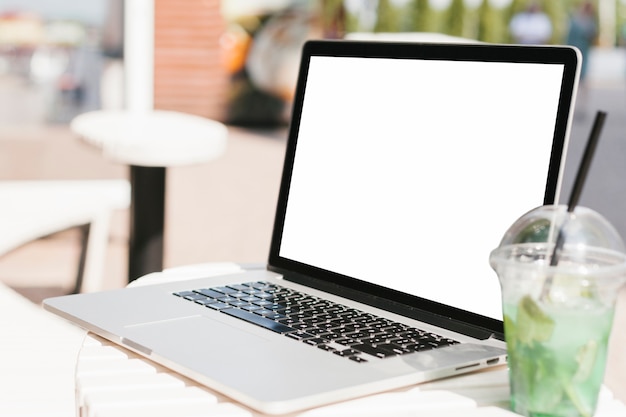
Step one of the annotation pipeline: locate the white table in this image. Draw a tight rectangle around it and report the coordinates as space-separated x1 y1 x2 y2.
70 110 227 282
0 281 88 417
73 263 626 417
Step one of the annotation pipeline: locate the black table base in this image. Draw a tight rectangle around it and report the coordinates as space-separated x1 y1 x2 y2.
128 165 165 282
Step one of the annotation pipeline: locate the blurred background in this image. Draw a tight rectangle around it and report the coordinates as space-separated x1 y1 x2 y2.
1 0 625 297
1 0 626 403
2 0 625 128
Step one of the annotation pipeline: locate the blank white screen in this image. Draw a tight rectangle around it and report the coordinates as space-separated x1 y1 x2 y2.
279 56 565 320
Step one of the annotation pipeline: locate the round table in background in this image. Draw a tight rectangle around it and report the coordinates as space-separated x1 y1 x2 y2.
70 110 228 282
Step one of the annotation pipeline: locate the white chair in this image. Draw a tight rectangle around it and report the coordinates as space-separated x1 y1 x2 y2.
0 179 130 293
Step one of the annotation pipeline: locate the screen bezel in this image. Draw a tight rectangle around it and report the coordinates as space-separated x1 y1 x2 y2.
267 39 580 340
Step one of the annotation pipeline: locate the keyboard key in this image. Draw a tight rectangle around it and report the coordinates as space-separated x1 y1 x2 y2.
369 320 391 329
334 309 354 316
183 293 207 301
345 331 371 340
229 291 247 298
289 312 312 320
413 343 437 352
360 335 394 345
398 330 423 339
263 312 287 320
227 300 250 308
194 288 224 298
306 328 329 336
319 332 342 341
195 299 217 306
222 308 295 334
330 317 353 326
277 317 300 325
304 338 325 346
315 322 341 330
226 284 249 291
334 348 360 357
334 337 358 346
351 343 397 358
244 281 267 289
302 317 325 325
255 292 275 299
173 290 195 298
317 344 336 352
213 286 239 295
206 302 231 310
286 331 315 341
389 338 413 346
243 289 264 296
380 343 412 355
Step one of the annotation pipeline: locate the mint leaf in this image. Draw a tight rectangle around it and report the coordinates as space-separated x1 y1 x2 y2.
516 295 555 344
573 340 598 382
512 218 552 243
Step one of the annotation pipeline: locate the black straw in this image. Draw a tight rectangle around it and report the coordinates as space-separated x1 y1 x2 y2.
549 110 607 266
566 111 607 213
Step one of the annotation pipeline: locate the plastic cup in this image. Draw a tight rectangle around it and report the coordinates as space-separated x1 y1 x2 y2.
490 205 626 417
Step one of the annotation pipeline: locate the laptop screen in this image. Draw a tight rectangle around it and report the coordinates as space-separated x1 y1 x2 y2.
270 41 579 331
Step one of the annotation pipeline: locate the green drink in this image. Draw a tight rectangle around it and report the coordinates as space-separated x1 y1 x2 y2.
490 206 626 417
503 296 614 417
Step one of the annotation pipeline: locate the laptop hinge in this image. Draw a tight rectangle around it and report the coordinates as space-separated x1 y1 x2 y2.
274 267 504 341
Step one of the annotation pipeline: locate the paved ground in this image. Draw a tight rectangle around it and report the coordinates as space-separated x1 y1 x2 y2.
563 82 626 235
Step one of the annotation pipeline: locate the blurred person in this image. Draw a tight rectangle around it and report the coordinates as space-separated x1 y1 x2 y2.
566 1 597 118
100 0 124 110
56 30 103 121
509 2 552 45
566 1 597 84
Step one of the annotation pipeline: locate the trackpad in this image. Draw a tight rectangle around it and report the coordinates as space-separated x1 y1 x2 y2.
122 315 272 358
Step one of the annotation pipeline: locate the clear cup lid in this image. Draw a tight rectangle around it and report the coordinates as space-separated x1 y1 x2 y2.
495 205 625 253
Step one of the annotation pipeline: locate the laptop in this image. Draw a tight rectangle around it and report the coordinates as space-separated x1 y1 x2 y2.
44 40 580 415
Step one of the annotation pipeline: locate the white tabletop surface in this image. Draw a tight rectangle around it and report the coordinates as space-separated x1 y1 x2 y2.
73 263 626 417
70 110 228 167
0 282 86 417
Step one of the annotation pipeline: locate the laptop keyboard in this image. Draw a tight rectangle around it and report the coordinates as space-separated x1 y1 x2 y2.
174 281 458 363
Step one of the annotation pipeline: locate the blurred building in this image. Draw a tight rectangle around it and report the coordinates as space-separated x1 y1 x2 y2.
152 0 229 121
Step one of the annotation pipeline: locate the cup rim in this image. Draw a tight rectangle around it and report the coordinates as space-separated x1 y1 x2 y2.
490 242 626 277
